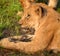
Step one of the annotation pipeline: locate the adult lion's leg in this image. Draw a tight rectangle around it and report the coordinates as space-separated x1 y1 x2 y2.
0 36 44 54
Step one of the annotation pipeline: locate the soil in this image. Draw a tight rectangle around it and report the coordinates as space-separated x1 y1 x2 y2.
0 48 60 56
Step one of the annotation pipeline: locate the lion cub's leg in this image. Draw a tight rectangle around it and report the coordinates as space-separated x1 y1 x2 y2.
48 0 58 8
47 28 60 53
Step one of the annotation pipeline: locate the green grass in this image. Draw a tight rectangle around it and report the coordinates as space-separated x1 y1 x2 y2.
0 0 23 38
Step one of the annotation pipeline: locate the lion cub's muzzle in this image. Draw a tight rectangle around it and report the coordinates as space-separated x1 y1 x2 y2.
19 27 35 42
9 27 35 42
20 27 35 35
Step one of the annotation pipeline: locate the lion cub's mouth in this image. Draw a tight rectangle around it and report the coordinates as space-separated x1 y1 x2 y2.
9 27 35 42
20 27 35 35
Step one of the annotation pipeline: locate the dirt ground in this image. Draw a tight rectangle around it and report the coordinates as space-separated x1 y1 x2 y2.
0 48 60 56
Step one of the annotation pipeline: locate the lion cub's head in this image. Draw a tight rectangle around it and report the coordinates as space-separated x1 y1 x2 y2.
19 5 41 29
18 1 47 42
19 4 47 30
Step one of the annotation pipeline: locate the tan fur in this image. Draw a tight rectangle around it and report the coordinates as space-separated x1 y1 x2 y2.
0 1 60 54
19 0 35 9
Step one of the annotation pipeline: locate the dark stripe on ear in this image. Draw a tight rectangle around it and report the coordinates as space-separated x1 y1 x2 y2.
57 18 60 22
40 6 47 17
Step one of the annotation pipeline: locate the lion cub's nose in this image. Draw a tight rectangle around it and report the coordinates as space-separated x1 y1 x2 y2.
19 23 22 26
18 22 22 25
18 19 23 25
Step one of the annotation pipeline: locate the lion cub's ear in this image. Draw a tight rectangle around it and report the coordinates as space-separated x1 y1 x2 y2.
35 6 47 18
19 0 35 9
40 6 47 17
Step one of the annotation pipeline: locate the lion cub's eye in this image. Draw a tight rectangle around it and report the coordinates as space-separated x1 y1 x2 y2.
26 14 31 19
